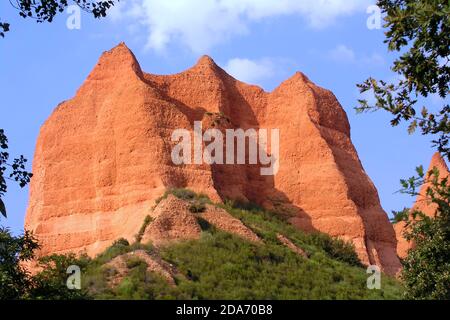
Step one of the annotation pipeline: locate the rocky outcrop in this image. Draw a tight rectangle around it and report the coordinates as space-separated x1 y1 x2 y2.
200 205 261 243
106 250 176 286
140 195 260 245
25 43 401 275
394 152 449 259
141 195 202 246
276 234 308 258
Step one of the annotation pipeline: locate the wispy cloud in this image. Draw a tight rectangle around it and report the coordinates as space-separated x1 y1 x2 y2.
328 45 356 63
111 0 373 53
224 58 275 84
328 44 385 66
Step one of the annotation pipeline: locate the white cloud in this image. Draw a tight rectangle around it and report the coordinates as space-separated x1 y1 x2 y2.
107 1 125 22
327 44 385 66
112 0 373 53
361 53 385 65
224 58 275 84
328 45 356 63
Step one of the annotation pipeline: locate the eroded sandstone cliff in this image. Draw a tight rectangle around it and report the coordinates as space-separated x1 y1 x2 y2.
25 43 401 275
394 152 449 259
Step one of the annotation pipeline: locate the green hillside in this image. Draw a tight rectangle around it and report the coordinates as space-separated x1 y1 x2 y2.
47 190 402 300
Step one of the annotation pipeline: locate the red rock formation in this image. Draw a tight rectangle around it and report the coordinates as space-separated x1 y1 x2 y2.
394 152 449 258
106 250 176 286
140 196 260 245
25 43 401 275
141 195 202 246
200 204 261 243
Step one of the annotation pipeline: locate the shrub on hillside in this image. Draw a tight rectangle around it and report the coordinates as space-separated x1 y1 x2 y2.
135 215 153 243
113 238 130 247
126 257 147 269
155 188 211 206
221 201 363 267
309 233 362 267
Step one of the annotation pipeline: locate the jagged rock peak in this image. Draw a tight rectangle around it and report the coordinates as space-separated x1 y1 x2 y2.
429 152 449 173
25 43 401 276
195 55 218 68
88 41 143 79
394 152 450 259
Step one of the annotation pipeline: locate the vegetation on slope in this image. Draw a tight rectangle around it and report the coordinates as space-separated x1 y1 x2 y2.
396 168 450 299
357 0 450 300
0 189 404 300
72 190 403 300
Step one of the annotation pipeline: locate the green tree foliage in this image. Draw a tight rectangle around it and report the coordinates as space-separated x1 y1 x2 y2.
0 227 91 299
0 129 32 219
1 0 118 37
398 167 450 299
0 22 9 38
391 207 410 224
356 0 450 300
30 253 91 299
0 227 39 299
357 0 450 157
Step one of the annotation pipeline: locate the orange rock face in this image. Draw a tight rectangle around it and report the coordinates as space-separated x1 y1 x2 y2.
140 195 260 245
25 43 401 275
394 152 449 259
141 195 202 246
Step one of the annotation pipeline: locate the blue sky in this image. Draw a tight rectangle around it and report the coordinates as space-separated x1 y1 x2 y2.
0 0 437 234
